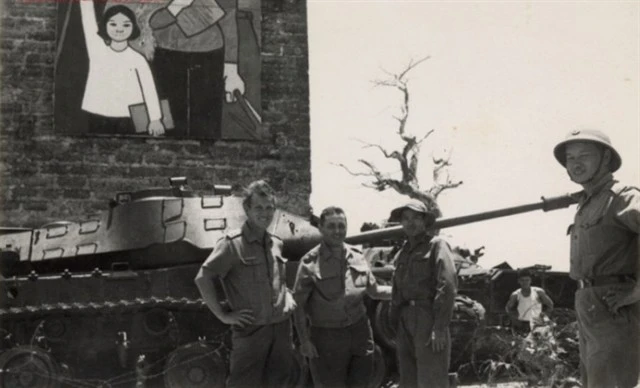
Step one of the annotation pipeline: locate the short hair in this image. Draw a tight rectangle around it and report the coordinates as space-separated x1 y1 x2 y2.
319 206 346 225
97 5 141 43
242 180 276 208
517 269 533 279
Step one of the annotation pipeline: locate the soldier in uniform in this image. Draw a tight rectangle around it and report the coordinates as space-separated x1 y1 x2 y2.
293 206 391 388
194 180 298 388
387 199 457 388
554 129 639 388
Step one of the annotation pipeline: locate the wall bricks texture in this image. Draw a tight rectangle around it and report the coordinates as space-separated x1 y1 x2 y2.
0 0 311 228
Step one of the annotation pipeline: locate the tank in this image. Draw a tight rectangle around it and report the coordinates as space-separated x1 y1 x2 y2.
0 177 323 388
0 177 580 387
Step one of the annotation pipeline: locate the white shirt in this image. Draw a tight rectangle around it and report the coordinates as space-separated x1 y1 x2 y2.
80 1 162 121
515 286 544 322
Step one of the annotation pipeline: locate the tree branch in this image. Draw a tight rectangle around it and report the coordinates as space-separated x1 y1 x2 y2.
343 55 462 209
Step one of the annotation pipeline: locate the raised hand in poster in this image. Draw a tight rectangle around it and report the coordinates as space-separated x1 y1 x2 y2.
55 0 260 139
79 0 165 136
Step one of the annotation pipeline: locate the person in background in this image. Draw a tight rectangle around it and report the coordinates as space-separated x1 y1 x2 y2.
293 206 391 388
505 268 554 333
553 129 639 388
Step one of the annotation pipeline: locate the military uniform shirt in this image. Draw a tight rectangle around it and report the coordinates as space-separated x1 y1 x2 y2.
201 222 293 325
391 235 458 331
293 242 378 328
569 173 640 280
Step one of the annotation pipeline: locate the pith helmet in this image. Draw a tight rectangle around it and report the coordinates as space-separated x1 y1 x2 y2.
553 129 622 172
389 199 440 223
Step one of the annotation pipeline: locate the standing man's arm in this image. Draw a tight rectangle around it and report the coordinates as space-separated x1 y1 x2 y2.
505 292 520 320
194 239 255 327
537 289 554 313
364 262 392 300
366 279 392 300
388 252 403 330
431 238 458 353
292 259 318 358
605 188 640 313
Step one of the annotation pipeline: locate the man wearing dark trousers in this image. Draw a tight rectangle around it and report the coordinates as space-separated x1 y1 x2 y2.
194 180 298 387
293 206 391 388
388 199 457 388
505 269 554 333
554 129 639 388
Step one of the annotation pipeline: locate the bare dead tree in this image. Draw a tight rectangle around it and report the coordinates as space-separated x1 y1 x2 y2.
338 56 463 211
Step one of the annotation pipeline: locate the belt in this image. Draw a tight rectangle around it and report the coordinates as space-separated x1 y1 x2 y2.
403 299 431 307
577 275 635 289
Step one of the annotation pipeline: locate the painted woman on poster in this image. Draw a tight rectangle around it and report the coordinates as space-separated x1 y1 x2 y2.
80 0 165 136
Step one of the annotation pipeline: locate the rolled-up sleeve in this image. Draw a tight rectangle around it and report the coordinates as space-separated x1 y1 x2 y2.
201 238 234 278
614 187 640 234
293 259 315 308
148 8 176 30
175 0 226 37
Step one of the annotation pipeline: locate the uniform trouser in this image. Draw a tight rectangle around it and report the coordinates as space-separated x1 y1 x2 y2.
511 319 531 335
309 316 375 388
227 319 299 388
396 305 451 388
575 284 640 388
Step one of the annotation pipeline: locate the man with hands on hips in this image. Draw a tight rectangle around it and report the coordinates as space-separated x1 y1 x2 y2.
554 129 639 388
194 180 298 388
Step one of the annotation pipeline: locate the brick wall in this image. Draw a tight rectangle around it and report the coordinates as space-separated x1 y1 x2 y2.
0 0 310 227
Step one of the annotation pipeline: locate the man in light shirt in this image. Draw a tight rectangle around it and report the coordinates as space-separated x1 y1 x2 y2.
505 269 554 333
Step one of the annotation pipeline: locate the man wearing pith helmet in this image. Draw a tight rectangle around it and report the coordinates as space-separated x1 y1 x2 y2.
554 129 640 388
387 198 457 388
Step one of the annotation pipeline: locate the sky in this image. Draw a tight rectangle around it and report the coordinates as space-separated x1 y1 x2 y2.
307 1 640 272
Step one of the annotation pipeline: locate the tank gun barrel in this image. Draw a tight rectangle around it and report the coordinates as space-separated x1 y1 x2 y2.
345 191 581 245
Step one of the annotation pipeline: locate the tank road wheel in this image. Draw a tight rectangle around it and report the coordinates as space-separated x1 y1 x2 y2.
0 346 61 388
163 342 226 388
367 345 387 388
372 301 397 350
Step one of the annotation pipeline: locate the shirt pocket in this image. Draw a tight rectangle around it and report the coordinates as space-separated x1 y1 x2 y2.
578 215 607 254
239 255 267 283
411 255 432 277
315 273 343 301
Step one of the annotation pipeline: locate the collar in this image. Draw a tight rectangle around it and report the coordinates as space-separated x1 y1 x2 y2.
405 233 431 252
583 173 614 198
319 241 349 261
242 222 270 245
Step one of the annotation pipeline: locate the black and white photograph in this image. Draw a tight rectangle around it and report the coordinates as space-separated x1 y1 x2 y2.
0 1 638 387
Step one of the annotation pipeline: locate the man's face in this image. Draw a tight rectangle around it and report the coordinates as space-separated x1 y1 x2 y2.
244 195 275 231
107 13 133 42
400 209 428 238
565 142 607 184
518 276 532 290
319 213 347 248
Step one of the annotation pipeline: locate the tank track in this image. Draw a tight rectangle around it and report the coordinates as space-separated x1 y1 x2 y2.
0 295 233 388
0 296 206 320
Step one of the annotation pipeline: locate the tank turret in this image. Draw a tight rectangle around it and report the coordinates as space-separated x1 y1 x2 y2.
1 177 322 278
